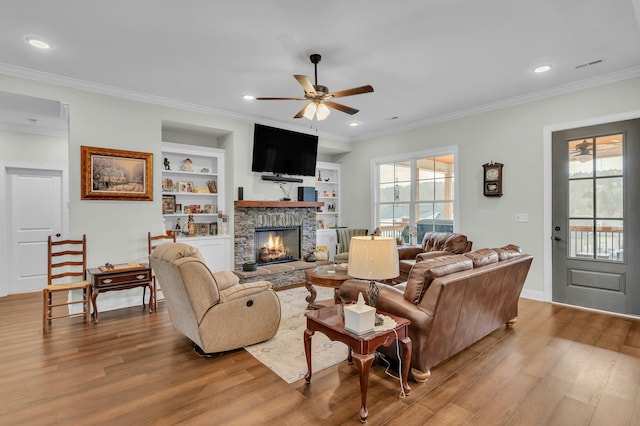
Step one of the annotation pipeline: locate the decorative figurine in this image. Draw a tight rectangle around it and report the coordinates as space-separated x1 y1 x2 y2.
317 170 322 182
164 157 171 170
182 158 193 172
187 214 196 237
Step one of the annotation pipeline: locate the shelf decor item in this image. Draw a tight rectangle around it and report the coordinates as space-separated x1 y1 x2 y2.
81 145 153 201
482 161 504 197
162 195 176 214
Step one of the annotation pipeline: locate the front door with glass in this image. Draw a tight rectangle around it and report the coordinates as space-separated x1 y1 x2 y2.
552 119 640 315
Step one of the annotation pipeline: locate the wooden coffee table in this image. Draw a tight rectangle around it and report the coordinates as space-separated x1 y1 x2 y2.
304 264 351 309
304 305 411 423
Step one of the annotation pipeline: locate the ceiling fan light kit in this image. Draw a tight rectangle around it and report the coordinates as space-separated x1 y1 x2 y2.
256 53 373 121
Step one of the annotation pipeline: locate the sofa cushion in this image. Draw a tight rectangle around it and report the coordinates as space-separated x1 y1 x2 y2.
464 248 499 267
421 232 469 254
493 244 522 260
404 255 473 304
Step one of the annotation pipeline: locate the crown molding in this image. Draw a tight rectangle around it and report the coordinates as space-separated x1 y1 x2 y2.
354 66 640 142
2 62 639 145
0 63 349 143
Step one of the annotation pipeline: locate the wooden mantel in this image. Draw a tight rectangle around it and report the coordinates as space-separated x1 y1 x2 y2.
234 200 323 208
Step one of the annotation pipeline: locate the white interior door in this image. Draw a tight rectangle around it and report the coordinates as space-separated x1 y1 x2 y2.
8 168 64 294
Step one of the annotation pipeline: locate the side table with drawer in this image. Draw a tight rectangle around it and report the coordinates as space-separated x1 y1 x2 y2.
88 264 153 323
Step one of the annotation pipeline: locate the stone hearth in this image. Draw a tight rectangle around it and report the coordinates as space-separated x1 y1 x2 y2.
234 201 323 288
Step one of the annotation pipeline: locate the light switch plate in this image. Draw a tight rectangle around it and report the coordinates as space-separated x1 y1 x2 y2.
515 213 529 223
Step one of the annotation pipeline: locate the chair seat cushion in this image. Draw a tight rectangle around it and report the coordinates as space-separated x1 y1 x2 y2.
44 280 91 292
219 280 272 303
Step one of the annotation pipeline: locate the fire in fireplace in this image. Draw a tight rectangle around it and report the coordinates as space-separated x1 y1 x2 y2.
255 226 300 265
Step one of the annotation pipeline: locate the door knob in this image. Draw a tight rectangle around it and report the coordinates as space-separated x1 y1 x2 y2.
55 233 61 237
554 236 561 241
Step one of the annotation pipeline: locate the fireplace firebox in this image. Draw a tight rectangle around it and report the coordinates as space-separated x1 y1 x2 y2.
254 226 301 265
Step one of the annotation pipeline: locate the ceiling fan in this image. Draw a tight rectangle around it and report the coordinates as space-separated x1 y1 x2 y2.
256 53 374 121
571 140 593 162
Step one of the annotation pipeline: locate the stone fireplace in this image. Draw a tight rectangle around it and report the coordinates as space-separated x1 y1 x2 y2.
254 226 300 265
234 201 320 270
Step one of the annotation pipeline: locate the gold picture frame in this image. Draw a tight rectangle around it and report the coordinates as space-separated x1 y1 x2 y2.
81 146 153 201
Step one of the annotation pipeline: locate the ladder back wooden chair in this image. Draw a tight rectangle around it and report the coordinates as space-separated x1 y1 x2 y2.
147 232 177 312
43 235 92 331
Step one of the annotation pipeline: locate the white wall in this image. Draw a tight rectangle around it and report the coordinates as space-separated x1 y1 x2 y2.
0 129 68 163
3 71 640 306
0 73 342 308
338 76 640 299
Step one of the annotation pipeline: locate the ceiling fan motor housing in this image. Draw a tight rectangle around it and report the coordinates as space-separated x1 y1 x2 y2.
313 85 329 96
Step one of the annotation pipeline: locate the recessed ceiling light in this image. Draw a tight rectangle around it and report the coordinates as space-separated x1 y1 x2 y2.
533 64 552 73
242 94 255 101
348 122 359 127
25 36 52 49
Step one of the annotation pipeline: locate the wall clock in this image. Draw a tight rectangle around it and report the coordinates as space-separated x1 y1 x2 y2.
482 162 503 197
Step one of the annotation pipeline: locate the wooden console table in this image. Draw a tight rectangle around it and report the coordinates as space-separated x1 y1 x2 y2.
304 305 411 423
88 263 153 323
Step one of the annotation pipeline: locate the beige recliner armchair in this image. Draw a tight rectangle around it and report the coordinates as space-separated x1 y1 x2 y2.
149 242 281 354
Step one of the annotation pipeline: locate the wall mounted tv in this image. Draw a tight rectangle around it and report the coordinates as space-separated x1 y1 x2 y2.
252 124 318 183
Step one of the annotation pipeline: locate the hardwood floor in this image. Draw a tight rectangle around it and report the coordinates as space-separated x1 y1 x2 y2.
2 291 640 425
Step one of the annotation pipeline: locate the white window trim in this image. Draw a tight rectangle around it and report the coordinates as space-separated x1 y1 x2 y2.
370 145 459 233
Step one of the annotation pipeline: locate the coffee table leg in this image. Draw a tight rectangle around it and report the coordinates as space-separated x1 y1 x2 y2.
399 336 412 395
333 287 341 305
304 328 314 383
352 352 375 423
305 280 317 309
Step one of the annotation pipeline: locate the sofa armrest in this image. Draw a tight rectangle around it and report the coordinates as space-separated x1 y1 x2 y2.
219 280 273 303
415 251 451 262
397 246 423 260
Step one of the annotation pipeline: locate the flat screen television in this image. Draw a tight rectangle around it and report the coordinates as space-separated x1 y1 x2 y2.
251 124 318 179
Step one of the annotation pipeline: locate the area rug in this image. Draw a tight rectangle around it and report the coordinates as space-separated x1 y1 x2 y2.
244 286 348 384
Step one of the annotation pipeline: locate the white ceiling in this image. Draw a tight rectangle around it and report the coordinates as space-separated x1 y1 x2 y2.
1 0 640 143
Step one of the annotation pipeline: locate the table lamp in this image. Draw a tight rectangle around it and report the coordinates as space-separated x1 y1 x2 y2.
348 236 399 313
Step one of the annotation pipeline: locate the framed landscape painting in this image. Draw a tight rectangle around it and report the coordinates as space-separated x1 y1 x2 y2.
81 146 153 201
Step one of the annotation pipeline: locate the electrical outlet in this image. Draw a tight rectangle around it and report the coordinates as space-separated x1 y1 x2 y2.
515 213 529 223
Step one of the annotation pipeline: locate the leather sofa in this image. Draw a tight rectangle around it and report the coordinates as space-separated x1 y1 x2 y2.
149 242 281 354
396 232 472 282
339 245 532 382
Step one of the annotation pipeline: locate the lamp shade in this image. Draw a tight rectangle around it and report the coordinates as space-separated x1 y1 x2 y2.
303 102 317 120
348 236 399 280
316 103 331 121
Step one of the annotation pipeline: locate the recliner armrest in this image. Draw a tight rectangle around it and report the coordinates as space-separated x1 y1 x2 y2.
219 280 273 303
397 246 423 260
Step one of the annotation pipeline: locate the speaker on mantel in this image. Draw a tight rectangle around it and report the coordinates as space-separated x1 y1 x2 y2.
297 186 316 202
238 187 244 201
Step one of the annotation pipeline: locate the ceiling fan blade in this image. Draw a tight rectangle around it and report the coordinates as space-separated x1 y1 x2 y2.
329 85 374 98
294 75 317 96
293 105 308 119
324 101 359 115
256 97 306 100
